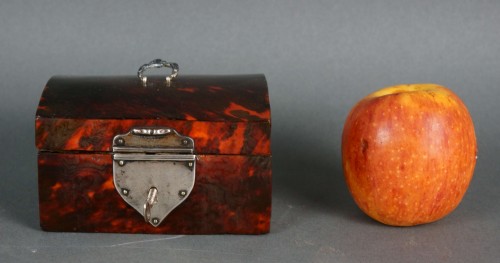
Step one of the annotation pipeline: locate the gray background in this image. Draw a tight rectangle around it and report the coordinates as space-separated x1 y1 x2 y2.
1 0 499 262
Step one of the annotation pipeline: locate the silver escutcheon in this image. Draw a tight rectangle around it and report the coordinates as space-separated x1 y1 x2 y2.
112 127 195 227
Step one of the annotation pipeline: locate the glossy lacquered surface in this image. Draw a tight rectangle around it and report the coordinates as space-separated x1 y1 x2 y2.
35 75 271 154
37 75 270 121
38 153 271 234
35 74 272 234
35 119 270 155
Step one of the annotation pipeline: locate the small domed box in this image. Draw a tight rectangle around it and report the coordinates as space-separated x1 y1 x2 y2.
35 60 272 234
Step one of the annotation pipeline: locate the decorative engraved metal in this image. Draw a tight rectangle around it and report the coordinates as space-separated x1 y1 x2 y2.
112 127 195 227
137 59 179 86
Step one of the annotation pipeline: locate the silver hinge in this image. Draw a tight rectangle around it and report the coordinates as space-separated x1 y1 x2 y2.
112 127 195 227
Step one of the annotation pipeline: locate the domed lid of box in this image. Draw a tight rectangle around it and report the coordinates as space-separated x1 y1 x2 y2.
36 75 270 121
35 74 271 154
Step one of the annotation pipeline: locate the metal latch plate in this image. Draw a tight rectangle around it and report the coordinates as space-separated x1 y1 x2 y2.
112 128 195 227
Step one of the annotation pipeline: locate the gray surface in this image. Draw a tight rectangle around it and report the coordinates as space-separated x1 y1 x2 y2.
1 0 499 262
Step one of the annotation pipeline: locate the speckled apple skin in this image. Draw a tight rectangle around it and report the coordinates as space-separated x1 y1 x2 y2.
342 84 477 226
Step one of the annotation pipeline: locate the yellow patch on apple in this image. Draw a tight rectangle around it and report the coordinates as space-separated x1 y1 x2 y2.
342 84 477 226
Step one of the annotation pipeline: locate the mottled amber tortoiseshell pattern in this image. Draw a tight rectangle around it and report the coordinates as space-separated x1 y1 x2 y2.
39 153 271 234
36 119 270 155
36 75 271 155
36 75 272 234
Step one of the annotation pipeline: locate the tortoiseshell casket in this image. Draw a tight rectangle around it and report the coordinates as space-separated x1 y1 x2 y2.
35 61 271 234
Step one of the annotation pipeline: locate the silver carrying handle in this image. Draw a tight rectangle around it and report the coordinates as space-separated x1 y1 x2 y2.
137 59 179 86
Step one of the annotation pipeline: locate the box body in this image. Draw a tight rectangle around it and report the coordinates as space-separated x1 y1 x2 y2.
35 75 271 234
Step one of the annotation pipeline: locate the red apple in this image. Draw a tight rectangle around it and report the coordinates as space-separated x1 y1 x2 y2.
342 84 477 226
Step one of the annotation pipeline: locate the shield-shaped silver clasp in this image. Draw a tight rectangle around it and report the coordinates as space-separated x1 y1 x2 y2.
112 127 195 227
